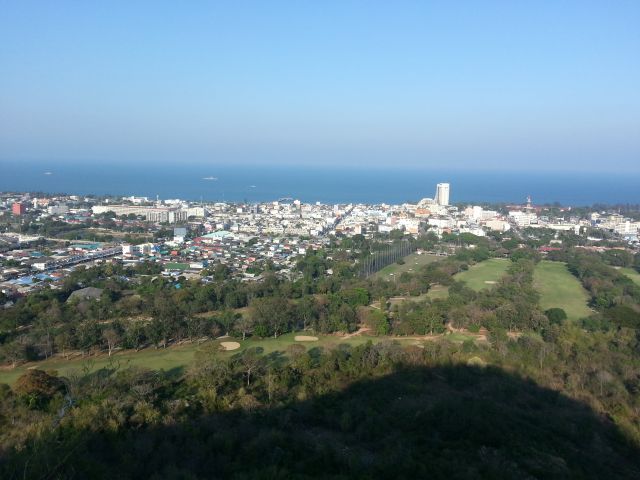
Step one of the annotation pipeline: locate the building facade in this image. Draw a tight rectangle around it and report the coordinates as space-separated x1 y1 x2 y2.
435 183 450 206
12 203 26 216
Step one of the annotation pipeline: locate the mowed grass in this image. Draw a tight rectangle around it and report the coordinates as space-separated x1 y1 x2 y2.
0 332 438 385
618 267 640 286
426 285 449 300
373 253 442 280
0 344 201 385
426 258 510 299
455 258 510 291
534 261 592 321
0 327 484 385
387 292 432 306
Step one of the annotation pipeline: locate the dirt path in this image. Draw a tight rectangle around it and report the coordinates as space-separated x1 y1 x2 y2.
341 326 371 339
392 334 443 341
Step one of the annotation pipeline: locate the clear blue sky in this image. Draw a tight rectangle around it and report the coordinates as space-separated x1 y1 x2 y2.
1 1 639 171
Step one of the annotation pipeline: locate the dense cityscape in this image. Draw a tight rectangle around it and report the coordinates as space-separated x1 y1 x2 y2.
2 182 639 301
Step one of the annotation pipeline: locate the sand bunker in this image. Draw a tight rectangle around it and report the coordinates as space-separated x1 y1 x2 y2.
484 280 497 284
294 335 319 342
220 341 241 351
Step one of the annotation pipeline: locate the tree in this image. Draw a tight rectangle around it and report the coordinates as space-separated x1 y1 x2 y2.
185 316 206 342
213 263 231 281
340 288 370 307
76 320 101 354
238 347 262 387
35 302 62 359
602 249 634 268
102 328 121 357
54 330 73 360
0 342 26 368
216 310 236 336
124 322 147 351
361 308 390 336
190 345 231 394
147 317 170 349
250 297 291 338
296 296 318 331
235 315 255 341
14 369 64 407
545 308 567 325
151 293 182 348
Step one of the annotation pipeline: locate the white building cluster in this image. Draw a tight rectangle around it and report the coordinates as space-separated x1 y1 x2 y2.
92 204 205 223
591 213 640 240
202 201 339 237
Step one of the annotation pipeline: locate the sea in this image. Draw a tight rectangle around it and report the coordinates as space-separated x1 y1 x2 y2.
1 161 638 206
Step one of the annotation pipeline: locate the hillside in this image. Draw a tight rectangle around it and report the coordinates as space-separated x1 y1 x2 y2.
2 364 638 479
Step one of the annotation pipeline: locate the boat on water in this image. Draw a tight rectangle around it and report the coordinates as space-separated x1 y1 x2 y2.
202 176 218 180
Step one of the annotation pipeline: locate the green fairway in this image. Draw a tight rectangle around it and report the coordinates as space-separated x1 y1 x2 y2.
373 252 442 279
619 267 640 286
455 258 510 291
0 332 441 385
534 261 592 321
0 343 201 385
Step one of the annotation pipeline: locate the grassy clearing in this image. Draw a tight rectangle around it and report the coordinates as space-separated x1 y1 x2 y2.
619 267 640 286
372 253 442 280
426 285 449 300
0 330 483 385
0 344 201 385
387 292 432 306
0 334 382 385
426 258 509 299
534 261 592 321
447 332 477 342
455 258 510 291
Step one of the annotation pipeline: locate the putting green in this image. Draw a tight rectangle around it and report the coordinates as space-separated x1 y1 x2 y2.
455 258 510 291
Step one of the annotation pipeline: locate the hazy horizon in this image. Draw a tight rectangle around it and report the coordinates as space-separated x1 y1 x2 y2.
2 161 640 206
1 2 639 172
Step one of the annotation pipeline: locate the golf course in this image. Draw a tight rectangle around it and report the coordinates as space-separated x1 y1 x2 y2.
455 258 511 291
0 331 468 385
0 258 599 385
534 260 592 321
427 257 511 299
372 252 441 279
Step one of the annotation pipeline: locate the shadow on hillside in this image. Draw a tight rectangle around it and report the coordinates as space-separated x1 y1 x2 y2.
4 364 640 479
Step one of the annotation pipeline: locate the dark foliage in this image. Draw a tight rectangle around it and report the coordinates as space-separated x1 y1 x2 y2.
2 365 638 479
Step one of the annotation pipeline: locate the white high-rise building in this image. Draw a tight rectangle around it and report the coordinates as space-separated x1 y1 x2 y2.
435 183 450 206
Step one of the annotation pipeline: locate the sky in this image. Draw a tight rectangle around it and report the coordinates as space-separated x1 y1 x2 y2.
1 1 639 171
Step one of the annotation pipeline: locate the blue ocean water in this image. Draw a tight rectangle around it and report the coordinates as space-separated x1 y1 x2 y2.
0 161 638 206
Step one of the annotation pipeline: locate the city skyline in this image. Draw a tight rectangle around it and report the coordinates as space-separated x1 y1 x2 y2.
1 2 639 172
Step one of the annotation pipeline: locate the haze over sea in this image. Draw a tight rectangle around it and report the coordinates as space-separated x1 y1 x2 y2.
1 161 638 206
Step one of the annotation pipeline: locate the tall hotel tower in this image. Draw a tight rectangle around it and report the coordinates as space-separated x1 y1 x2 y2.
435 183 450 206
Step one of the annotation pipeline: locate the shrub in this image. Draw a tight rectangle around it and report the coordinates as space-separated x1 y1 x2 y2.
544 308 567 325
